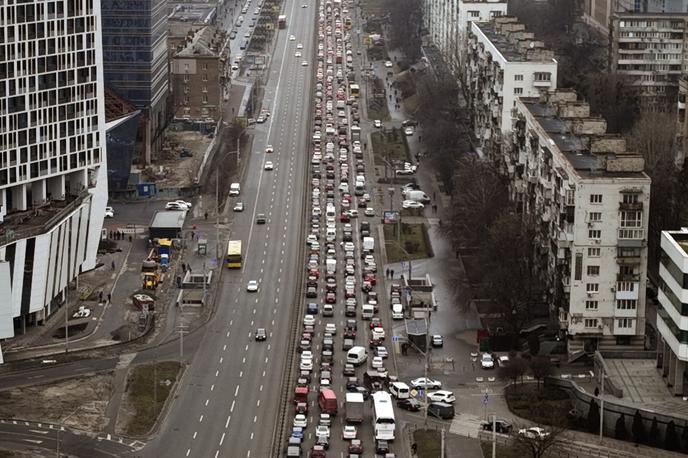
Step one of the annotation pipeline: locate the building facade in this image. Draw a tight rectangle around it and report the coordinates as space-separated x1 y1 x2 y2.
657 228 688 396
507 90 651 357
582 0 636 34
171 26 230 123
423 0 508 72
464 17 557 161
677 76 688 166
0 0 109 359
610 11 688 110
101 0 169 164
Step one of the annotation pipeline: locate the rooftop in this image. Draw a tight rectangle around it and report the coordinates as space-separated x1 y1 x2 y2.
169 2 217 24
175 26 227 58
151 210 187 229
667 230 688 257
473 17 555 63
518 93 649 180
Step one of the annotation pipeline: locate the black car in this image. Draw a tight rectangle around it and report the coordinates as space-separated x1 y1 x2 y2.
427 402 455 420
256 213 266 224
375 440 390 454
347 385 370 400
481 419 513 434
343 364 355 376
345 305 356 317
255 328 267 341
397 398 422 412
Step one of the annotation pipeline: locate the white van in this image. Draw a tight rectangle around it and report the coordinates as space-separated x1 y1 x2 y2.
390 382 410 399
326 204 336 218
336 100 346 110
392 303 404 320
326 227 336 242
362 303 374 320
347 346 367 366
229 183 241 196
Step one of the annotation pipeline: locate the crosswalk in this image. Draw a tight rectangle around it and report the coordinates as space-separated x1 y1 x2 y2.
448 412 484 439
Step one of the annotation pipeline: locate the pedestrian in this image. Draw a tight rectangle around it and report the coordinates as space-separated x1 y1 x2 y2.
128 235 132 243
594 387 600 397
204 211 208 221
188 266 192 273
111 260 115 270
433 191 436 200
182 262 186 273
190 231 195 240
391 269 395 278
386 268 390 279
107 293 111 303
176 276 182 288
99 291 103 303
432 204 437 214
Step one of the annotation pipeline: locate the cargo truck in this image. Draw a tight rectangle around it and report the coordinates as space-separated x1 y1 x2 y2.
345 392 364 423
278 15 287 28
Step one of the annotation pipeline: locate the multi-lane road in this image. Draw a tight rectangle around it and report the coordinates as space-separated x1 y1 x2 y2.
145 0 315 456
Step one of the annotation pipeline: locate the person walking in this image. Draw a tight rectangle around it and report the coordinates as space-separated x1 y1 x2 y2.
99 291 103 303
107 293 111 303
182 262 187 273
111 260 115 271
391 269 395 278
204 211 208 221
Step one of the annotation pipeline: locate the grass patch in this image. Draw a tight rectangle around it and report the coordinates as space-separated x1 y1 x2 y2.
367 46 388 62
383 223 432 263
360 0 387 17
505 383 573 427
372 129 410 166
480 441 522 458
367 76 390 121
414 429 442 458
125 361 182 436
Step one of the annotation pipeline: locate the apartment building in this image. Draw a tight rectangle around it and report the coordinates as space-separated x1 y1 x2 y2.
677 76 688 166
171 26 230 123
610 11 688 110
657 229 688 396
464 17 557 161
507 90 651 357
0 0 109 359
582 0 636 34
101 0 169 164
423 0 507 72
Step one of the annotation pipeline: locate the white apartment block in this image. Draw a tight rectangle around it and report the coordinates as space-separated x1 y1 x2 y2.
0 0 109 360
657 229 688 396
610 11 688 111
464 17 557 161
508 90 651 357
423 0 507 72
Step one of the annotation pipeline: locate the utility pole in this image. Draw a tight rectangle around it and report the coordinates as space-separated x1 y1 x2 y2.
216 172 220 261
492 414 496 458
599 368 606 443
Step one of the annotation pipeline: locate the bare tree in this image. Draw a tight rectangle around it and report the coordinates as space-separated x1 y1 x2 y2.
498 357 528 386
529 357 555 391
577 72 640 133
443 155 508 248
627 111 677 171
386 0 422 62
512 421 567 458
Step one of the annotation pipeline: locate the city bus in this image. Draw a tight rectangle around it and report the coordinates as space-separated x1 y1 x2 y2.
225 240 242 268
372 391 396 440
349 83 360 98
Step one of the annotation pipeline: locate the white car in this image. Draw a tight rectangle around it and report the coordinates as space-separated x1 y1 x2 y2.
342 425 357 440
233 202 244 212
300 358 313 371
371 327 385 340
72 306 91 319
315 425 330 438
371 356 383 369
384 60 394 68
325 323 336 334
364 207 375 217
373 119 382 128
264 161 274 170
402 200 424 209
518 427 550 440
427 390 456 403
301 61 309 66
173 200 192 209
231 64 239 71
294 414 308 428
297 43 303 49
498 355 510 367
165 202 187 211
246 280 259 292
404 127 414 136
265 145 274 153
295 51 302 57
302 3 307 7
303 315 316 326
104 206 114 218
410 377 442 389
481 353 495 369
289 35 296 41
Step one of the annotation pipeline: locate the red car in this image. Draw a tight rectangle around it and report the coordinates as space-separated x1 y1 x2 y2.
370 318 382 329
340 213 350 222
325 292 336 304
364 274 376 285
309 268 320 278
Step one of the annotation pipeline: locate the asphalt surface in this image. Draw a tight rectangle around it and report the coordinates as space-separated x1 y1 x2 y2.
143 0 315 456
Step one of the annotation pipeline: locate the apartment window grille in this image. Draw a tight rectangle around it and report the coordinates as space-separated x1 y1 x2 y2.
617 300 637 310
587 266 600 276
590 194 603 204
589 230 601 239
584 318 598 328
589 212 602 222
586 300 599 310
588 248 601 257
587 283 599 293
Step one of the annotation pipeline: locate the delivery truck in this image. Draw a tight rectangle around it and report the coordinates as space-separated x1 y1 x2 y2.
345 392 364 423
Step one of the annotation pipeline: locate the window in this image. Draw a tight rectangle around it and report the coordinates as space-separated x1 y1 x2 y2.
622 193 639 204
202 63 208 71
202 94 208 104
590 194 603 204
575 253 583 280
587 283 599 293
469 10 479 17
514 87 523 95
587 266 600 276
584 318 598 328
589 212 602 222
514 74 524 81
617 318 633 328
617 299 637 310
183 74 189 82
586 300 598 310
534 73 551 82
588 230 601 239
588 248 601 257
202 73 208 82
620 211 642 228
617 281 634 292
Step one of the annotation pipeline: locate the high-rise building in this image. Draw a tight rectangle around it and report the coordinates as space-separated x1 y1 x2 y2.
101 0 169 164
0 0 109 360
508 90 651 357
657 228 688 396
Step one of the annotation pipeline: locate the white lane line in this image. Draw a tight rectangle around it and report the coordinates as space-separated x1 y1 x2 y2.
215 370 219 377
253 416 257 423
223 344 227 351
225 415 231 428
240 371 243 378
193 431 197 439
186 449 191 456
199 415 204 422
211 384 215 392
205 399 210 407
219 357 223 364
231 400 236 412
214 451 219 458
235 385 240 397
243 357 246 364
260 384 264 392
220 432 226 446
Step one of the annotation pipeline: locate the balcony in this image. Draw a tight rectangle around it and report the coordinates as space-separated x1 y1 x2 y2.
619 201 643 211
618 228 645 247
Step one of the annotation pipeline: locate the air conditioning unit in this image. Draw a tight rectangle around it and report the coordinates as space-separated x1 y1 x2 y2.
588 222 594 227
587 292 594 297
610 287 616 293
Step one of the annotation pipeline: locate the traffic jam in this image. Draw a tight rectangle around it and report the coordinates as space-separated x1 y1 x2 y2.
286 0 398 457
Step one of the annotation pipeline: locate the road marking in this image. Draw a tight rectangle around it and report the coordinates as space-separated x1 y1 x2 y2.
211 384 215 391
260 384 264 391
205 399 210 407
186 449 191 456
223 344 227 351
253 416 257 423
235 385 240 397
214 451 219 458
231 400 236 412
250 432 254 440
193 431 197 439
225 415 231 428
219 357 223 364
247 451 251 458
28 429 49 435
245 344 249 351
215 370 219 377
265 357 269 363
240 371 243 378
257 399 261 407
243 357 246 364
262 370 266 377
220 432 226 446
200 414 204 422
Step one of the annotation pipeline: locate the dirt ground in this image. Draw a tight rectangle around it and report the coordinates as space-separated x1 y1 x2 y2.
150 130 212 187
0 448 55 458
0 373 114 432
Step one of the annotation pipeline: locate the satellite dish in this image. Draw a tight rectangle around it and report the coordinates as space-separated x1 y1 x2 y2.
529 42 535 48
